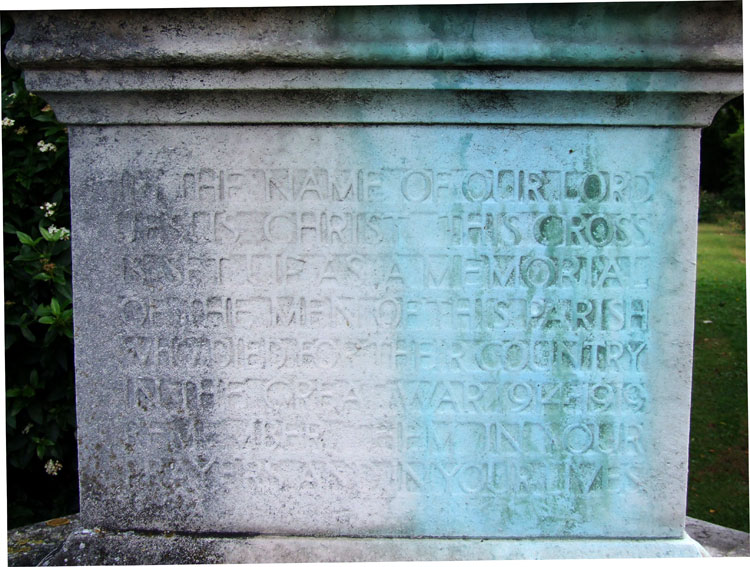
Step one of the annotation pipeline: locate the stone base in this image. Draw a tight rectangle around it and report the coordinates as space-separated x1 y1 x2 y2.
43 529 708 564
685 517 750 557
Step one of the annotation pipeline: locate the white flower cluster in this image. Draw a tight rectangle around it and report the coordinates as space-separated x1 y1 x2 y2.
48 225 71 240
40 202 57 218
2 117 15 128
44 459 63 476
37 140 57 153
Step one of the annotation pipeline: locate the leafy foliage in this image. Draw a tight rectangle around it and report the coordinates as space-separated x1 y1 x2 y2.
3 17 78 528
699 96 744 217
721 105 745 211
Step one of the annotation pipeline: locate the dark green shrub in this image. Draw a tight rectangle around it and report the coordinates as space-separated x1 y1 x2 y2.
700 96 744 215
698 190 731 223
728 211 745 232
3 17 78 528
722 106 745 212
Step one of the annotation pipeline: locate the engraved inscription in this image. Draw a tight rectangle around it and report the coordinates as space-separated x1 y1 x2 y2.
112 156 656 531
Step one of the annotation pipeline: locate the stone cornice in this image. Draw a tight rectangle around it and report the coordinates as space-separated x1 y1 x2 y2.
7 3 743 71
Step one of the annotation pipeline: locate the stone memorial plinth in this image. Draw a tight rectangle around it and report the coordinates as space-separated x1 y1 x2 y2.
7 3 742 563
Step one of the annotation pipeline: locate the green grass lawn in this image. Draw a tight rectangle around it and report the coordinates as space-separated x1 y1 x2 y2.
688 221 748 532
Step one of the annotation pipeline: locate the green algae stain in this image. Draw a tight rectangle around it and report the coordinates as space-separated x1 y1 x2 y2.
416 5 478 41
458 133 473 167
624 72 652 93
417 6 479 63
327 6 481 64
392 130 658 537
525 3 668 47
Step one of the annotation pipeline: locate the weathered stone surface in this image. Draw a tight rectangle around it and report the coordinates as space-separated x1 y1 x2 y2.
67 124 705 539
12 68 739 127
43 530 709 564
685 517 750 557
7 515 80 566
7 4 742 70
11 515 747 564
6 2 742 561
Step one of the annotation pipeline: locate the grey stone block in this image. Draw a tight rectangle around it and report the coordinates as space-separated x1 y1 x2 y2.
685 517 750 557
6 3 742 561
